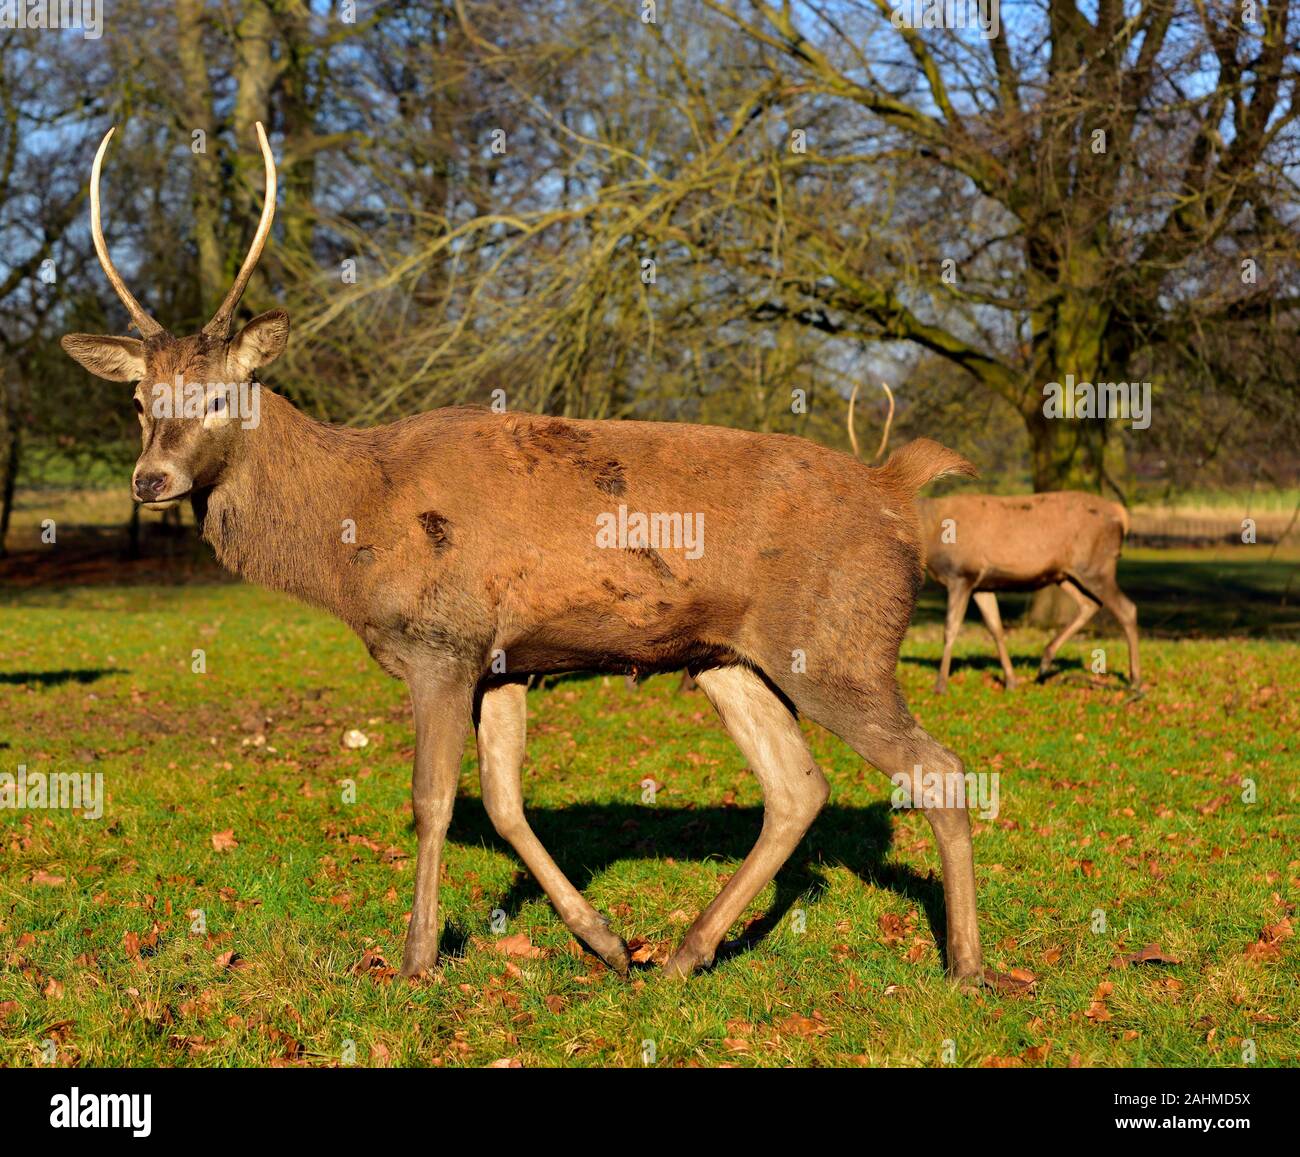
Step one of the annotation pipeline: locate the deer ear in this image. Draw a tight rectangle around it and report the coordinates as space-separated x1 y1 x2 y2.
227 309 290 379
60 334 147 382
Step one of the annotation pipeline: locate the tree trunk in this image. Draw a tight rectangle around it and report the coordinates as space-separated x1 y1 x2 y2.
0 412 19 559
176 0 227 318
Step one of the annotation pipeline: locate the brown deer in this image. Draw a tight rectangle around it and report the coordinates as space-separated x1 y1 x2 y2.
848 386 1142 694
62 125 985 983
919 493 1141 693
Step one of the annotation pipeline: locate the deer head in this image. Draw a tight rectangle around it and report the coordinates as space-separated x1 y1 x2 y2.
61 123 289 510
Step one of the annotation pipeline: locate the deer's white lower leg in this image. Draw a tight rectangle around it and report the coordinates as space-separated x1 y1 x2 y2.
476 681 629 972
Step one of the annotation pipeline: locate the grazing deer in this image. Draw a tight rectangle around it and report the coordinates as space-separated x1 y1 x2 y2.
62 125 985 982
848 386 1142 694
919 493 1141 693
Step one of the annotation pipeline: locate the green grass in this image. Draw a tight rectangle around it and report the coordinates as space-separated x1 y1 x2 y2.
0 572 1296 1068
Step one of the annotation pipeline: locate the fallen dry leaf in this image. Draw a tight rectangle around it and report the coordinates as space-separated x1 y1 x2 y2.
1085 980 1114 1022
981 967 1037 996
1111 942 1183 969
494 932 545 960
776 1011 830 1038
211 829 238 852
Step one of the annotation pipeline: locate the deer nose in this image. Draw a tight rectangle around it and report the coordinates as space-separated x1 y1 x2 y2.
134 471 170 501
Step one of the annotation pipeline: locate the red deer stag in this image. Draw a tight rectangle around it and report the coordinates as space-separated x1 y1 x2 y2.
849 386 1142 694
62 125 985 982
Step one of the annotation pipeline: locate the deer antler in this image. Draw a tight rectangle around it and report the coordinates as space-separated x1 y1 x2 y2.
847 380 895 463
89 127 165 339
204 121 277 337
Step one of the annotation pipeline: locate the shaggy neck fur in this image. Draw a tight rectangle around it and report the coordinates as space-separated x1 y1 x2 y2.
195 389 386 625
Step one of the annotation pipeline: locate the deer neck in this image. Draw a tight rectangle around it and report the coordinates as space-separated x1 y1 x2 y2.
195 388 379 619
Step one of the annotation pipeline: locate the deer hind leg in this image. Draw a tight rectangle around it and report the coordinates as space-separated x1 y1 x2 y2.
401 667 476 978
1080 572 1141 689
934 578 973 694
662 664 829 979
1036 579 1099 682
814 689 982 980
475 681 630 974
972 591 1018 689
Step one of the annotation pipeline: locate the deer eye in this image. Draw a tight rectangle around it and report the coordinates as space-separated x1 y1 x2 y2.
208 394 227 415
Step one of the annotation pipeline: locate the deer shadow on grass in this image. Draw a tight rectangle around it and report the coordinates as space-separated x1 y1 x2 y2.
903 653 1087 676
444 798 951 972
0 667 126 687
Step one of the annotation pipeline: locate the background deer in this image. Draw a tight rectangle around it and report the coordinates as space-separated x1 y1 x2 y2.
849 385 1142 694
62 125 985 983
919 493 1141 693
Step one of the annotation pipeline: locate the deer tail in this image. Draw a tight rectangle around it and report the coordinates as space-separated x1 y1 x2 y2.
876 437 978 492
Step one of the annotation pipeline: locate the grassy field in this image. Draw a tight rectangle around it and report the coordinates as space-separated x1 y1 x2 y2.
1 555 1296 1068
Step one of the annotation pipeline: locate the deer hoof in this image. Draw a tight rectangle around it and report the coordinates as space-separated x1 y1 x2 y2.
580 925 630 975
399 956 438 980
663 941 712 979
1004 677 1020 691
932 681 948 696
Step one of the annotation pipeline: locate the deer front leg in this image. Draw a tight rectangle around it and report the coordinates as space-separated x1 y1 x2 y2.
400 667 475 979
663 665 829 978
476 681 630 973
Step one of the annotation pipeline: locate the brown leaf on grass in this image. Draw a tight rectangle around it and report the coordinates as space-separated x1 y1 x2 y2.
1085 981 1114 1022
210 829 238 852
352 950 397 981
168 1034 217 1056
982 1054 1025 1067
0 1000 20 1024
486 1057 523 1068
370 1043 391 1067
265 1025 301 1061
29 870 65 887
43 977 64 1000
981 967 1037 996
878 911 917 946
543 994 567 1014
1111 942 1183 969
1041 946 1063 965
776 1011 830 1038
626 937 663 965
123 930 141 960
1196 795 1231 816
1022 1043 1052 1063
215 949 247 971
1243 918 1291 965
494 933 545 959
